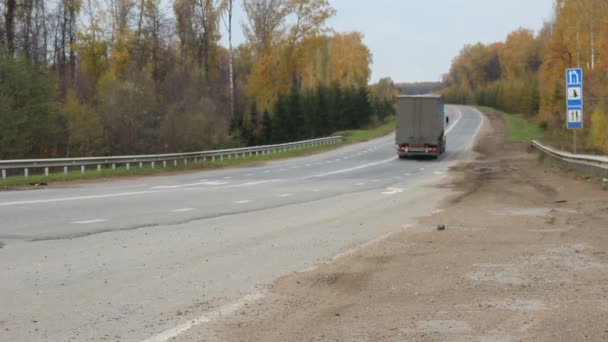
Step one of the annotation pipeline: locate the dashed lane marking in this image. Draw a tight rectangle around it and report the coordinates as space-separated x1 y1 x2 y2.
381 187 405 195
72 219 107 224
171 208 195 213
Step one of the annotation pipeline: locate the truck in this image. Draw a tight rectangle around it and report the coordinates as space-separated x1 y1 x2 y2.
395 94 447 159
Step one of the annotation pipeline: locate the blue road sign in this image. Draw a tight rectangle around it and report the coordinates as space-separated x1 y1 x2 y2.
566 68 583 129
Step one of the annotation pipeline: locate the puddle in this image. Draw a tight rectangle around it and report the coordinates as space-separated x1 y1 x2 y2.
469 167 496 175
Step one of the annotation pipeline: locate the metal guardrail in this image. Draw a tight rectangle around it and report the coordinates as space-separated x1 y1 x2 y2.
532 140 608 173
0 136 343 179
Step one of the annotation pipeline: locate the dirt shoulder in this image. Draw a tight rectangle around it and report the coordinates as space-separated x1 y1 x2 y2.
217 110 608 342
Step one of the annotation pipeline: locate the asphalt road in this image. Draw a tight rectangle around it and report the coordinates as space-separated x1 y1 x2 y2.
0 105 483 342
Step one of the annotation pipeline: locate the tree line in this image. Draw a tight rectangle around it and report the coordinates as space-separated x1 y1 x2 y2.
0 0 395 160
443 0 608 153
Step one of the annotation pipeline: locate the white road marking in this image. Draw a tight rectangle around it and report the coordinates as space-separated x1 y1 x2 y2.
312 189 321 192
445 108 464 135
0 180 279 207
72 219 106 224
434 171 443 175
224 179 282 189
171 208 195 213
279 194 292 197
141 292 266 342
233 200 252 204
303 157 396 179
202 181 229 186
404 173 412 176
0 191 161 206
152 182 208 189
395 176 403 179
152 180 228 189
355 183 365 186
382 187 405 195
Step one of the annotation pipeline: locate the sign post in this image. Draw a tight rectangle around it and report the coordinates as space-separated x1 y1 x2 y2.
566 68 583 153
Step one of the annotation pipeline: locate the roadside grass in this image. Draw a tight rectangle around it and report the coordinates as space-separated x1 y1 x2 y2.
501 112 543 142
477 106 542 142
0 120 396 188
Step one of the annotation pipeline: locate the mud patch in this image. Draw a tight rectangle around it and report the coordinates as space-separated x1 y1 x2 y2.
309 272 370 292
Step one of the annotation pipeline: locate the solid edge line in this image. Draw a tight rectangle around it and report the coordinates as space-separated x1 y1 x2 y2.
141 292 266 342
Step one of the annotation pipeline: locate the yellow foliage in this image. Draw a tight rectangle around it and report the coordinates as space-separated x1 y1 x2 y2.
63 89 106 156
328 32 371 88
591 105 608 151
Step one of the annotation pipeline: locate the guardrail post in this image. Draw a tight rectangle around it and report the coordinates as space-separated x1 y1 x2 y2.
24 168 29 177
151 161 155 169
97 165 101 172
184 159 188 166
44 167 49 177
220 155 224 161
112 164 116 170
64 166 69 174
139 162 143 168
81 165 85 174
163 161 166 168
126 163 130 171
1 169 6 179
173 160 177 167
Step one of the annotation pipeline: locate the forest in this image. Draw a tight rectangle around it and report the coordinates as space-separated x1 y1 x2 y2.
0 0 395 159
443 0 608 153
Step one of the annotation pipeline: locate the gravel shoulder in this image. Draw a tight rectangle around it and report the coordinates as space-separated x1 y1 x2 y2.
215 109 608 341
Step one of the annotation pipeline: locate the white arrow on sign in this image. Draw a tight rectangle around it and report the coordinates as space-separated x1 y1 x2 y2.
568 70 580 84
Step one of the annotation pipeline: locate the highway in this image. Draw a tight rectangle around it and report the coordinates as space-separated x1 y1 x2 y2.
0 105 483 341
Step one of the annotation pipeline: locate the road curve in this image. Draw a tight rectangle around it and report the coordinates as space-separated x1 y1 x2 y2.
0 105 483 342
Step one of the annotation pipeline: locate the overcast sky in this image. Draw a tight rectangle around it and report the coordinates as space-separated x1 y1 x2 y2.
223 0 555 84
